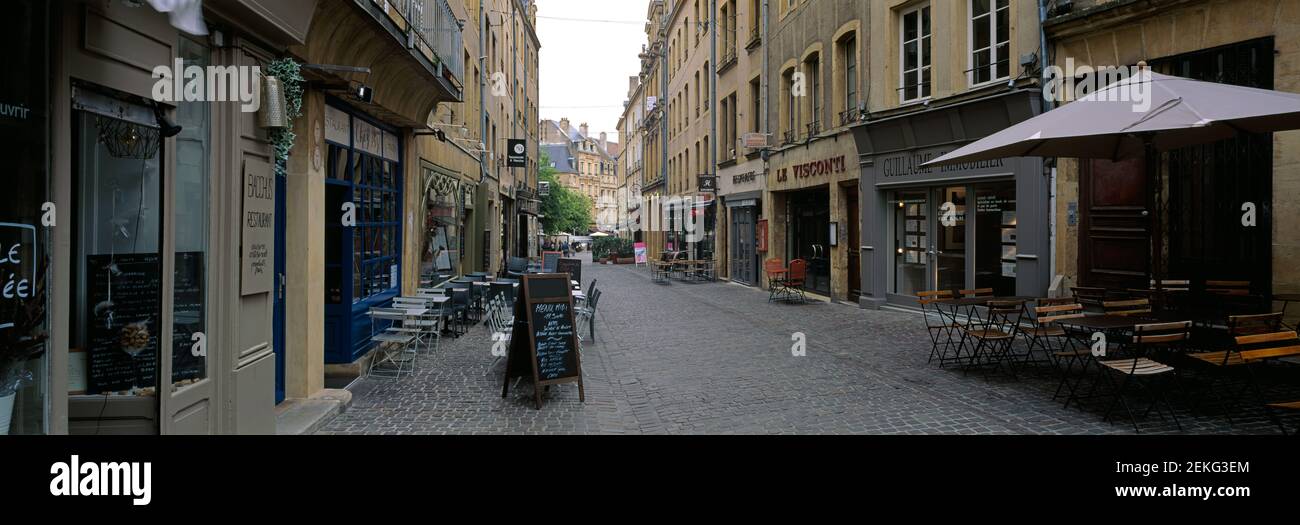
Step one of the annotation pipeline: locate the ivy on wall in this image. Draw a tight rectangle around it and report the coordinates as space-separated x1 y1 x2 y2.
266 58 305 177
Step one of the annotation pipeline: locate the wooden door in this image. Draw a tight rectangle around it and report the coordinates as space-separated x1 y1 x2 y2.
1078 157 1150 290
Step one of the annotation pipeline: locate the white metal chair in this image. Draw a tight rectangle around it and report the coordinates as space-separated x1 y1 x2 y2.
367 307 418 379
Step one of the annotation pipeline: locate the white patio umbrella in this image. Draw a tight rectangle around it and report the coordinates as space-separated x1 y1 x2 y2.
924 67 1300 289
926 69 1300 166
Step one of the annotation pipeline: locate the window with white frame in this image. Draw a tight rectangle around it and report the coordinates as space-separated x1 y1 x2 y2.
900 4 931 102
970 0 1011 85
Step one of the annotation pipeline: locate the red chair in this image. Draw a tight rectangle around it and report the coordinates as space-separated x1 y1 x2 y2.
783 259 808 303
764 259 788 302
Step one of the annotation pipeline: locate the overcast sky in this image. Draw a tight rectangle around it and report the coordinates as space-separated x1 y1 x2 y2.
537 0 650 144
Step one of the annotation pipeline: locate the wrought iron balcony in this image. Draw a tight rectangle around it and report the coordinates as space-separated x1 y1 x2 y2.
782 129 797 145
363 0 465 101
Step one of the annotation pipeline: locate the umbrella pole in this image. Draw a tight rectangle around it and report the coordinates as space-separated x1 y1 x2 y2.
1146 135 1164 295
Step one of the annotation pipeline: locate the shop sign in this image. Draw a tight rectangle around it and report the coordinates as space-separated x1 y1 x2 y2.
0 223 35 306
732 171 757 185
324 105 349 144
876 146 1010 185
775 155 846 182
383 130 400 162
353 118 383 157
507 139 527 167
698 175 717 192
241 158 275 295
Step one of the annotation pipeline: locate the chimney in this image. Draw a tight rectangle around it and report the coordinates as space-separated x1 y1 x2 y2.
560 118 570 135
580 123 589 138
628 76 639 97
599 132 608 152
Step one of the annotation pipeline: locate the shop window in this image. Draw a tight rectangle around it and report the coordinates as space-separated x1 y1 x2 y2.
974 183 1016 296
1 0 49 434
900 4 932 102
71 96 163 432
353 155 401 300
172 37 210 388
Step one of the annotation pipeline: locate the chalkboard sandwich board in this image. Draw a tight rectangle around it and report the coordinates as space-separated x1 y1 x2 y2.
555 257 582 290
541 251 561 273
502 273 585 409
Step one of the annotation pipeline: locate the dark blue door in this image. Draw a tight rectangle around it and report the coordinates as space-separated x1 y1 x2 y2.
273 166 287 403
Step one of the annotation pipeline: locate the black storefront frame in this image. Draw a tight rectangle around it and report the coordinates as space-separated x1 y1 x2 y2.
784 187 832 296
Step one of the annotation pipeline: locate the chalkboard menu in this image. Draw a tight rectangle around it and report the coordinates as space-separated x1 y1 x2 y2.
502 273 585 409
86 253 161 394
556 257 582 289
542 251 561 273
171 252 205 383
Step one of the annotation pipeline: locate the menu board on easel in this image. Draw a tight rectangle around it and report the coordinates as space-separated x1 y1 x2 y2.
542 251 561 272
501 273 585 409
555 257 582 289
86 253 161 394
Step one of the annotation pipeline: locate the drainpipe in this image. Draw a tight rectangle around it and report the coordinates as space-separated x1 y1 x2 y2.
710 0 717 261
480 3 490 270
1039 0 1057 292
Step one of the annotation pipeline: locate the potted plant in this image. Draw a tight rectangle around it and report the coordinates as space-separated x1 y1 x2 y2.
1 260 47 435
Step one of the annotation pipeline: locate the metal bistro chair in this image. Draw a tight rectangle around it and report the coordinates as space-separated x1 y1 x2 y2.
367 307 418 379
1229 329 1300 435
764 258 788 302
485 295 515 373
1096 321 1191 433
1185 312 1285 424
576 287 602 341
487 281 516 321
577 279 597 309
1022 299 1085 368
961 300 1025 379
917 290 957 366
446 287 472 336
781 259 808 304
391 297 443 356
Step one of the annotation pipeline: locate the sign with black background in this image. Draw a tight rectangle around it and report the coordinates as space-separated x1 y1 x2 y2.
86 253 160 394
503 273 584 409
507 138 527 168
698 175 717 192
556 257 582 289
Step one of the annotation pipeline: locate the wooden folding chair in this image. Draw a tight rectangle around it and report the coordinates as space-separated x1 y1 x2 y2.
1234 330 1300 435
1096 321 1191 433
1104 298 1152 317
1072 286 1107 311
918 290 957 366
1184 313 1284 424
961 300 1024 379
1023 300 1084 369
1206 280 1251 296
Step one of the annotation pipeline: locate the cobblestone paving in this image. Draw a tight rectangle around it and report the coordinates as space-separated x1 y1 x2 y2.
317 254 1295 435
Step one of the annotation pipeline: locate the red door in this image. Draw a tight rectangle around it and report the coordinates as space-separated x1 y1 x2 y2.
1078 158 1151 290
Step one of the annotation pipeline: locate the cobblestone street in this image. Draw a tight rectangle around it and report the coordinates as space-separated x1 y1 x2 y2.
318 254 1290 435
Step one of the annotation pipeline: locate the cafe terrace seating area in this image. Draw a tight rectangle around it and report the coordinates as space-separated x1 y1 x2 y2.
362 261 601 381
919 282 1300 434
650 250 717 284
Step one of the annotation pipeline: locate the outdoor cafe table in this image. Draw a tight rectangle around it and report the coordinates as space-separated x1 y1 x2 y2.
935 296 1039 324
